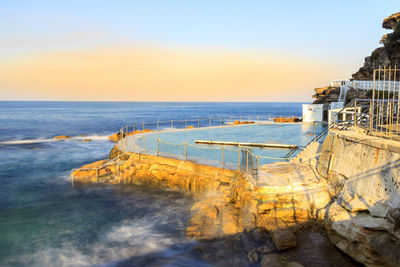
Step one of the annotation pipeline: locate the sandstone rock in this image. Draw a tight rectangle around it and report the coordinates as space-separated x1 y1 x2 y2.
109 145 123 159
261 253 283 267
53 135 71 140
222 206 242 235
108 132 121 142
232 120 255 125
268 221 296 251
383 11 400 30
273 117 300 123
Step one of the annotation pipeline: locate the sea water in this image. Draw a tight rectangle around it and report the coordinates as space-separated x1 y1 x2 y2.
0 101 304 266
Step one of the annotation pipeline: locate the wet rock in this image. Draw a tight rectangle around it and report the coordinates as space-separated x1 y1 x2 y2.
261 253 283 267
257 245 273 254
286 262 304 267
247 248 258 264
269 224 296 251
53 135 71 140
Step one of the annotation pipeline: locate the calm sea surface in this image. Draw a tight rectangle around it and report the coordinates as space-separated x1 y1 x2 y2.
0 101 304 266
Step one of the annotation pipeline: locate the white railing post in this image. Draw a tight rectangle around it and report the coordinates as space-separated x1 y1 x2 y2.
246 149 249 172
184 141 187 160
157 137 159 156
143 134 146 154
221 146 224 168
313 122 316 141
238 145 241 170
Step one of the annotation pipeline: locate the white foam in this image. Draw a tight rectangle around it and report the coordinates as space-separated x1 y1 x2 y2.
0 138 55 145
17 217 193 267
0 134 112 145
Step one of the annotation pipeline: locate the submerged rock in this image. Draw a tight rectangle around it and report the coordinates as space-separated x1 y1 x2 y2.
53 135 71 140
261 253 283 267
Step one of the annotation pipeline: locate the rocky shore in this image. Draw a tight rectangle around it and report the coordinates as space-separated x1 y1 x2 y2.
70 130 364 266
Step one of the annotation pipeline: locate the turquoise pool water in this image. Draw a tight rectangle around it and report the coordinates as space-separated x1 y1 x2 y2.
123 123 326 167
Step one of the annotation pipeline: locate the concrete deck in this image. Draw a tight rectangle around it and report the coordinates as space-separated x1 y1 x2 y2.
256 161 325 194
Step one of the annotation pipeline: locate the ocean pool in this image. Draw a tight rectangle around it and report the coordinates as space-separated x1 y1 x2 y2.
122 123 327 167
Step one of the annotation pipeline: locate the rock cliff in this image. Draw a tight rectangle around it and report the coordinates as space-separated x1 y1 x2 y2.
352 11 400 80
317 130 400 266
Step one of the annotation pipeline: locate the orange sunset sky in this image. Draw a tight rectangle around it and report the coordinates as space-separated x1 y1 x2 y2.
0 1 398 101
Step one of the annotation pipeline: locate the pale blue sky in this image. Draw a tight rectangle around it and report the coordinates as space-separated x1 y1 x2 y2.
0 1 399 101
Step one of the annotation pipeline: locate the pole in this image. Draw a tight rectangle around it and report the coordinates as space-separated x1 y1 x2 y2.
184 141 187 160
354 100 357 127
221 146 224 168
313 122 316 142
220 117 222 126
157 121 159 131
246 149 249 172
209 118 211 127
198 119 200 128
157 138 159 156
238 145 241 170
133 123 135 132
185 120 187 128
142 122 145 131
143 134 146 153
257 156 260 184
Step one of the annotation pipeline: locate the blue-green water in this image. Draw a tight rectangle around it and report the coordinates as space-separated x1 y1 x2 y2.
0 101 305 266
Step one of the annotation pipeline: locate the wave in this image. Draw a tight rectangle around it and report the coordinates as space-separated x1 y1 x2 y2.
0 134 112 145
14 212 198 267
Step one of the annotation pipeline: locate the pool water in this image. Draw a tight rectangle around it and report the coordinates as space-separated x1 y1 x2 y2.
124 123 327 167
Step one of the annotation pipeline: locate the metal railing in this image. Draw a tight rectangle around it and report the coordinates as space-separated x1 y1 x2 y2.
368 67 400 139
70 153 128 182
117 115 300 134
118 121 295 184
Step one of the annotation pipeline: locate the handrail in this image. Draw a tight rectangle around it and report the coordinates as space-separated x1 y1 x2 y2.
284 99 365 159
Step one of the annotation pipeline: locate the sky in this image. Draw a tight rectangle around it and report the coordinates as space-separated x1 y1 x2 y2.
0 0 399 102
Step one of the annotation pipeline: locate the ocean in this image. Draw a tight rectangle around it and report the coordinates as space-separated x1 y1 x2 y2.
0 101 304 266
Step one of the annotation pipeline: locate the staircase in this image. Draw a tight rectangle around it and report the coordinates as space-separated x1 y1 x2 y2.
290 141 322 169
